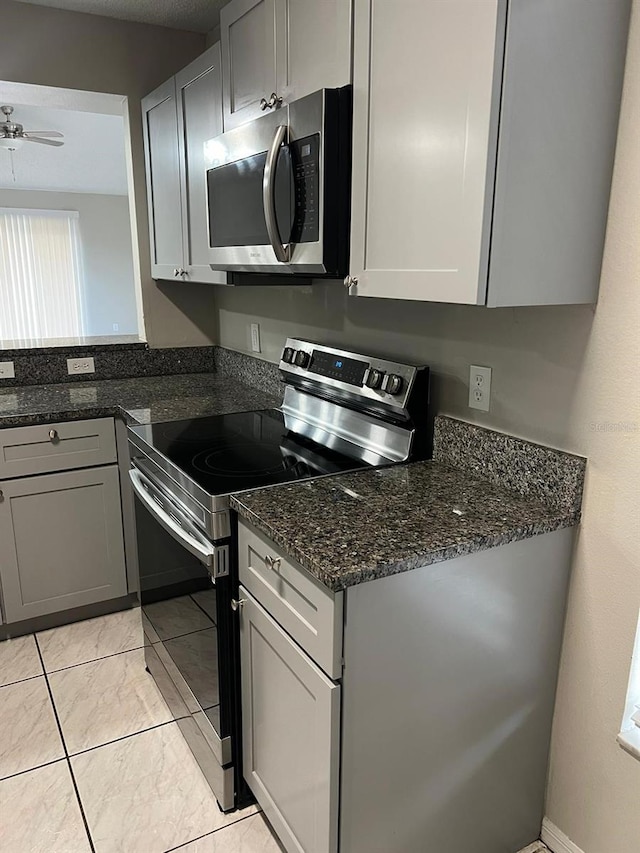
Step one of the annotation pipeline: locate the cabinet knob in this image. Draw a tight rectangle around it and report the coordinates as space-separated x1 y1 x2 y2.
344 275 358 289
231 598 247 612
173 268 180 277
260 93 283 111
265 555 281 570
48 429 58 442
0 489 4 502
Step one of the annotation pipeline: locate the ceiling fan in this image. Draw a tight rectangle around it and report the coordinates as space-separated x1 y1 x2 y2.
0 105 64 149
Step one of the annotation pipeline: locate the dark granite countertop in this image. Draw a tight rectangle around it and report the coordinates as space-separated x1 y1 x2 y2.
231 459 580 592
0 373 281 427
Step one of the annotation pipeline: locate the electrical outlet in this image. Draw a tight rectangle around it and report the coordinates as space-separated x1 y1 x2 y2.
0 361 15 379
67 357 95 375
468 365 492 412
250 323 261 353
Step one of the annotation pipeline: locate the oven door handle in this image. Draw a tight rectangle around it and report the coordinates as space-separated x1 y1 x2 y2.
129 468 216 569
263 123 291 264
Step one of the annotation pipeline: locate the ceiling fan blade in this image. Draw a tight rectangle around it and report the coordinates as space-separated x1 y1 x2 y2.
21 136 64 147
23 131 64 138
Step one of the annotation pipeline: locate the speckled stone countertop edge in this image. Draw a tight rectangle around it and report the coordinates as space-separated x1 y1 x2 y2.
230 496 578 592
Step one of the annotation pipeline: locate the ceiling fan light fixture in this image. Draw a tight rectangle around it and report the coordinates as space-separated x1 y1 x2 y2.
0 136 23 151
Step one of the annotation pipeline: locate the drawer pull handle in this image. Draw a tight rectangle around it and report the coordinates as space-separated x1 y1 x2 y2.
265 555 281 571
48 429 59 442
231 598 247 612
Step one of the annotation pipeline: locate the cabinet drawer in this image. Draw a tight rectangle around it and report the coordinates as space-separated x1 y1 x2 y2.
0 418 116 479
238 519 343 679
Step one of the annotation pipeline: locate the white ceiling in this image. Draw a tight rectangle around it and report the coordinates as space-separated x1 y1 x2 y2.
0 105 128 195
14 0 224 33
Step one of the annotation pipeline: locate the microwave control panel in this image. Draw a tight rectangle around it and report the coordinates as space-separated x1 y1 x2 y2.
290 134 320 244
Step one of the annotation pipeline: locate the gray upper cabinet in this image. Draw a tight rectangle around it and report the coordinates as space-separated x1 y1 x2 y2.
221 0 281 131
142 43 226 284
142 78 184 281
0 465 127 624
176 44 226 284
348 0 631 306
220 0 351 131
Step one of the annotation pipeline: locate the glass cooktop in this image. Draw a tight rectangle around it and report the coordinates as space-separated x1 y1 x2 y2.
130 409 370 497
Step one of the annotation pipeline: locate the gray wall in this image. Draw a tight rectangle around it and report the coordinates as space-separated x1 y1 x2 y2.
0 0 216 348
0 189 138 336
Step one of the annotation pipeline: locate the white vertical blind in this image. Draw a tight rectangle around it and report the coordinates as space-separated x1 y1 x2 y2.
0 208 86 341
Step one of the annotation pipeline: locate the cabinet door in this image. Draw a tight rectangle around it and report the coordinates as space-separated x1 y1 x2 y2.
240 588 340 853
220 0 281 130
142 78 184 280
349 0 504 305
176 44 226 285
0 466 127 624
278 0 352 104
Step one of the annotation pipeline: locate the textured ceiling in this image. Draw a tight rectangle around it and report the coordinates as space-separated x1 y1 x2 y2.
13 0 224 33
0 105 128 195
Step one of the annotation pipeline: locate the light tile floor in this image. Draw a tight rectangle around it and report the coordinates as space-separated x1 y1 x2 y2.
0 609 548 853
0 609 282 853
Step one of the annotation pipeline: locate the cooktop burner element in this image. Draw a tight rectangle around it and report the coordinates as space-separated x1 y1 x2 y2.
129 408 370 498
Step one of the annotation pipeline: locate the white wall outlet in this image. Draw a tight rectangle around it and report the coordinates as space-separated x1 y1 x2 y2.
468 364 492 412
250 323 261 353
67 357 95 375
0 361 15 379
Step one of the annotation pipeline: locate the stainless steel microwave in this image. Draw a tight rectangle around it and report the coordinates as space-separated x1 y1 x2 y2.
205 87 351 277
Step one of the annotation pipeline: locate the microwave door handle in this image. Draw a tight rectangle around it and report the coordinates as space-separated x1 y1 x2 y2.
128 468 215 569
263 124 291 263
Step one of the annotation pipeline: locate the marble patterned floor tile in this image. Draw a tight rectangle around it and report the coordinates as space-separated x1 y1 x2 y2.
0 760 91 852
143 595 214 641
0 676 65 779
48 648 173 754
37 608 143 672
0 633 43 686
172 814 283 852
71 722 257 853
191 589 218 623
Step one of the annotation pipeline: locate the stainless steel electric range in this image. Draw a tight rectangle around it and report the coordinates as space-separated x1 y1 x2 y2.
127 339 431 812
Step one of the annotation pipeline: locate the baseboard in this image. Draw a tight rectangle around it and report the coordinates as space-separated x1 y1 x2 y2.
541 818 586 853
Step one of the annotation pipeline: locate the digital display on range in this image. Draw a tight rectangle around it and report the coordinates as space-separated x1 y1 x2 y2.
309 350 367 386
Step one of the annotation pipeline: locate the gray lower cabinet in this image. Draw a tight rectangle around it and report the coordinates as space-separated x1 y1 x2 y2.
0 465 127 623
240 587 341 853
239 517 576 853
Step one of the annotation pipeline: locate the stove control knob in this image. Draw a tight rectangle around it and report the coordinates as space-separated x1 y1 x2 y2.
382 373 404 395
294 350 310 368
365 368 384 390
282 346 295 364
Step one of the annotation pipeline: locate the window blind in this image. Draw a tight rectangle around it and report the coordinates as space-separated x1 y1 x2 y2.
0 208 86 341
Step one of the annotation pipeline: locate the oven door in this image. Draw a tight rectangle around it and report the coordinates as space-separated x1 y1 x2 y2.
129 464 236 811
206 88 346 275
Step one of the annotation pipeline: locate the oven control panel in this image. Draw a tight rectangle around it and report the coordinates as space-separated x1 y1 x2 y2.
280 339 421 408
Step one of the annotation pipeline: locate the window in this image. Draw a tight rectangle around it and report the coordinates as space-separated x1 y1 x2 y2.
618 609 640 760
0 208 86 341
